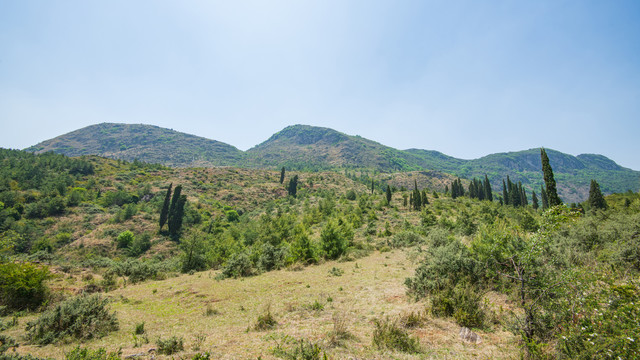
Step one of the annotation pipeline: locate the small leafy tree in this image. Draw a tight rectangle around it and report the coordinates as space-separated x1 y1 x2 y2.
0 262 50 310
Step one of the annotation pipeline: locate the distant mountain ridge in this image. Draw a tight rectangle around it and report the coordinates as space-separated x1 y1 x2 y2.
26 123 244 168
25 123 639 203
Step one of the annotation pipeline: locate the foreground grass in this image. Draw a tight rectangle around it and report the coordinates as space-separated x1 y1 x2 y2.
10 250 518 359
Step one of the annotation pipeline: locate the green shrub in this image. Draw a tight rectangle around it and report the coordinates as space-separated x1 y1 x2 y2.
391 231 425 248
64 346 121 360
134 322 145 335
0 261 50 310
26 294 119 345
372 317 421 353
116 231 135 249
254 306 277 331
0 334 17 354
220 252 255 279
271 336 325 359
157 336 184 355
405 238 479 299
321 220 346 260
430 282 485 328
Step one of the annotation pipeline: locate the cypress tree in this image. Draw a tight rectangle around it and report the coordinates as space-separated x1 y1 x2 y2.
371 179 375 194
422 190 429 205
531 191 539 210
503 179 509 205
588 179 607 210
386 185 392 204
541 148 562 207
288 175 299 198
541 185 549 210
159 183 172 231
280 167 286 184
168 195 187 237
484 175 493 201
169 185 182 220
445 185 449 195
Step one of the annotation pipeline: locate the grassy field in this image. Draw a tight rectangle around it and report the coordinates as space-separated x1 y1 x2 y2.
8 249 518 359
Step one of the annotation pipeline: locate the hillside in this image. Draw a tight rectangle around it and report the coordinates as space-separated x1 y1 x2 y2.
26 123 245 168
1 149 639 359
246 124 426 171
25 123 640 203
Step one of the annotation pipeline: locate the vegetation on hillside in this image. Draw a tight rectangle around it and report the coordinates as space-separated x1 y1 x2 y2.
25 124 640 203
0 148 638 359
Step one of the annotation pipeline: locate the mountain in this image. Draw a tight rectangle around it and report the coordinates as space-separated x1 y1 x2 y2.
25 123 639 203
408 148 639 203
25 123 244 167
246 125 426 171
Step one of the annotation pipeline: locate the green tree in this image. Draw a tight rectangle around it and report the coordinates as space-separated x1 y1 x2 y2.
386 185 392 204
588 179 607 210
541 148 562 207
159 184 172 231
0 262 50 310
279 167 285 184
168 195 187 237
540 185 549 210
531 190 539 210
484 175 493 201
287 175 299 198
321 219 346 260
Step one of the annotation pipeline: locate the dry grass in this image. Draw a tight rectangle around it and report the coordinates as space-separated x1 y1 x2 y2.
8 250 519 359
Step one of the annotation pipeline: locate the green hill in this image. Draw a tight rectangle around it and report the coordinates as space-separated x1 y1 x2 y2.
246 124 426 171
25 123 245 167
24 123 639 203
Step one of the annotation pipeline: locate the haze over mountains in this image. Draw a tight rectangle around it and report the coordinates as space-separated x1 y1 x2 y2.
25 123 639 203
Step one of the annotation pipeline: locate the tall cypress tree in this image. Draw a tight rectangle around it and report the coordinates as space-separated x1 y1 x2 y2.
168 195 187 237
288 175 299 198
541 148 562 207
531 190 539 210
280 167 286 184
503 179 509 205
386 185 392 204
541 185 549 210
159 183 172 231
422 190 429 205
588 179 607 210
484 175 493 201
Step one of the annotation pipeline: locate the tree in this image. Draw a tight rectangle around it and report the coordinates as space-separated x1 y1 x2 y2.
541 148 562 207
168 194 187 238
279 167 286 184
588 179 607 210
159 184 172 231
484 175 493 201
287 175 299 198
371 179 375 194
386 185 392 204
541 185 549 210
503 180 509 206
531 190 539 210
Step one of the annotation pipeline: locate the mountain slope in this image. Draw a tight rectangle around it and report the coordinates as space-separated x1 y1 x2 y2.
24 123 639 203
26 123 244 167
246 124 426 171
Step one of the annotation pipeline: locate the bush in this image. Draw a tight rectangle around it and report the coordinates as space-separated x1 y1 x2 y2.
430 282 486 328
321 220 346 260
391 231 425 248
26 294 119 345
405 238 479 299
0 335 17 354
0 262 50 310
372 317 421 353
64 346 121 360
254 305 277 331
220 252 255 279
116 231 135 249
157 336 184 355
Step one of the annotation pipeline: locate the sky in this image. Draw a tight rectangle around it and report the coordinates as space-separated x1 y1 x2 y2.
1 1 639 170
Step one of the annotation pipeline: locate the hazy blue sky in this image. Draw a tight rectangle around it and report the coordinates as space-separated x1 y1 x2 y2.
1 1 639 170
